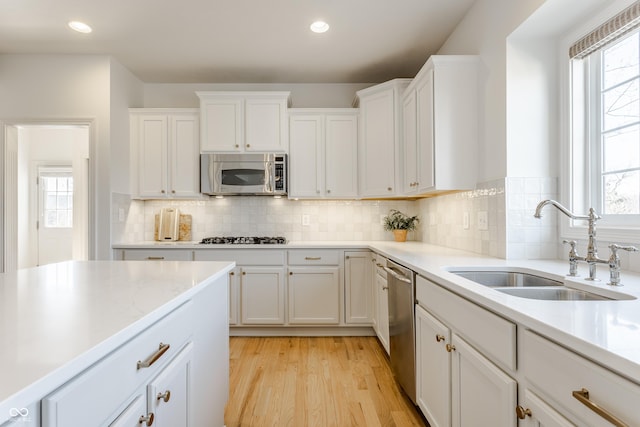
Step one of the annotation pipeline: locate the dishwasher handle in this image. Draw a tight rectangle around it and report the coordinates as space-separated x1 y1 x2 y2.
383 266 413 284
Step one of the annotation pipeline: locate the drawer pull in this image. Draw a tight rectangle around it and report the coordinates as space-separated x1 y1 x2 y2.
572 388 628 427
146 256 165 260
157 390 171 403
446 344 456 353
139 413 155 426
305 257 322 260
137 343 170 370
435 334 445 342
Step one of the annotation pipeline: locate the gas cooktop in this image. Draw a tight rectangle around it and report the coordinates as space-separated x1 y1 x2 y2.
199 236 287 245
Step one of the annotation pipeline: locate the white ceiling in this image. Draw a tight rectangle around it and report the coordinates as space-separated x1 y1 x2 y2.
0 0 477 83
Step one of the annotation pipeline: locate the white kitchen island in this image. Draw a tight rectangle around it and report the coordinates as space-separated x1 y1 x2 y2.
0 260 233 427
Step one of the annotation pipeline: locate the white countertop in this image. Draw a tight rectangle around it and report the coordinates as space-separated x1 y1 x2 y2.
114 240 640 385
0 260 234 423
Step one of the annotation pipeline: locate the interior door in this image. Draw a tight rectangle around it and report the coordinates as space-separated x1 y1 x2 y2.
37 167 73 265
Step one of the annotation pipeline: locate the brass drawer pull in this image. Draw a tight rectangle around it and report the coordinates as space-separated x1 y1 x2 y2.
572 388 628 427
435 334 445 342
157 390 171 403
137 343 170 370
139 413 154 426
146 256 165 260
446 344 456 352
305 257 321 260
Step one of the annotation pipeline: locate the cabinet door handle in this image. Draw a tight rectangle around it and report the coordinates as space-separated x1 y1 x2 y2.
382 286 389 290
229 271 235 276
572 388 628 427
246 144 251 148
305 257 321 260
515 405 532 419
146 256 165 260
139 413 155 426
446 344 456 352
435 334 445 342
137 343 170 370
157 390 171 403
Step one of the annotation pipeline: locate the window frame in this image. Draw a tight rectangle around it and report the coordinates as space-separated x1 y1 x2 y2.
561 0 640 244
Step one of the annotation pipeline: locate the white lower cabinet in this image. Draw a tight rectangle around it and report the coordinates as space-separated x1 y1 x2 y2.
109 343 192 427
228 267 240 325
42 303 194 427
521 329 640 426
288 267 340 324
194 250 287 326
518 389 574 427
371 253 389 354
415 275 517 427
344 251 373 324
451 334 517 427
416 305 450 427
145 343 193 427
117 249 194 261
108 393 147 427
241 266 286 325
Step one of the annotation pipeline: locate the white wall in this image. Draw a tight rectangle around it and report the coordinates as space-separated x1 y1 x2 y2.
110 59 144 195
0 54 112 259
436 0 546 183
143 83 372 108
0 54 145 260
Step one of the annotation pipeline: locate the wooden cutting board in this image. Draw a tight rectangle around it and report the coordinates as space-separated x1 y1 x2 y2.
154 214 192 241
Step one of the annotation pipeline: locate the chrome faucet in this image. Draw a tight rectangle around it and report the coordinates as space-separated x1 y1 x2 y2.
534 200 607 281
533 200 609 280
535 200 639 285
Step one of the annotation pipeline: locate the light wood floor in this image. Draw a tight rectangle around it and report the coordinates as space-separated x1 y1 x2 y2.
226 336 427 427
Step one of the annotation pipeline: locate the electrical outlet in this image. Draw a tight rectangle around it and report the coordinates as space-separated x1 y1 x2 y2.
302 214 310 226
118 208 125 222
478 211 488 230
463 212 470 230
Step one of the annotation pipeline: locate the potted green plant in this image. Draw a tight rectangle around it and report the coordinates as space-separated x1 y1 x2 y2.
383 209 419 242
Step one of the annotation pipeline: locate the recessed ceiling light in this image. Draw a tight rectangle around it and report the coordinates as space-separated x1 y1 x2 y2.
310 21 330 33
68 21 92 34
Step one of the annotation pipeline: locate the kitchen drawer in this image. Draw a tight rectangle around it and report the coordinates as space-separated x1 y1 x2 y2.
522 329 640 427
42 301 193 426
416 275 516 371
288 249 340 265
122 249 193 261
194 249 285 265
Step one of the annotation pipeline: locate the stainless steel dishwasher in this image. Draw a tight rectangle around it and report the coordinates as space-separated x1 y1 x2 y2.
385 259 417 404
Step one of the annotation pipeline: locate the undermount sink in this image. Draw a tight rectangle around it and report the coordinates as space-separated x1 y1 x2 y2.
448 268 631 301
452 270 562 288
496 287 612 301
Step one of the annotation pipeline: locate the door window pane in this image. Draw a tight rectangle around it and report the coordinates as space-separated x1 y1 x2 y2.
41 174 73 228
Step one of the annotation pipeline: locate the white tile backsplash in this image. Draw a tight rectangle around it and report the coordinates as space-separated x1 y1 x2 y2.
111 176 557 260
113 197 417 243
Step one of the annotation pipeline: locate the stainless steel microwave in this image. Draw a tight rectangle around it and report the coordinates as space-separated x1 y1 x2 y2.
200 153 287 196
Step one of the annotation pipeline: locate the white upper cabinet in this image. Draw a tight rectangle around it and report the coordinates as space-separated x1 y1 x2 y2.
289 109 358 199
197 91 290 153
130 109 200 199
355 79 411 198
403 55 479 195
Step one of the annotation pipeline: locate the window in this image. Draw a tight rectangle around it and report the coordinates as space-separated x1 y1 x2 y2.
40 172 73 228
591 31 640 216
569 1 640 231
